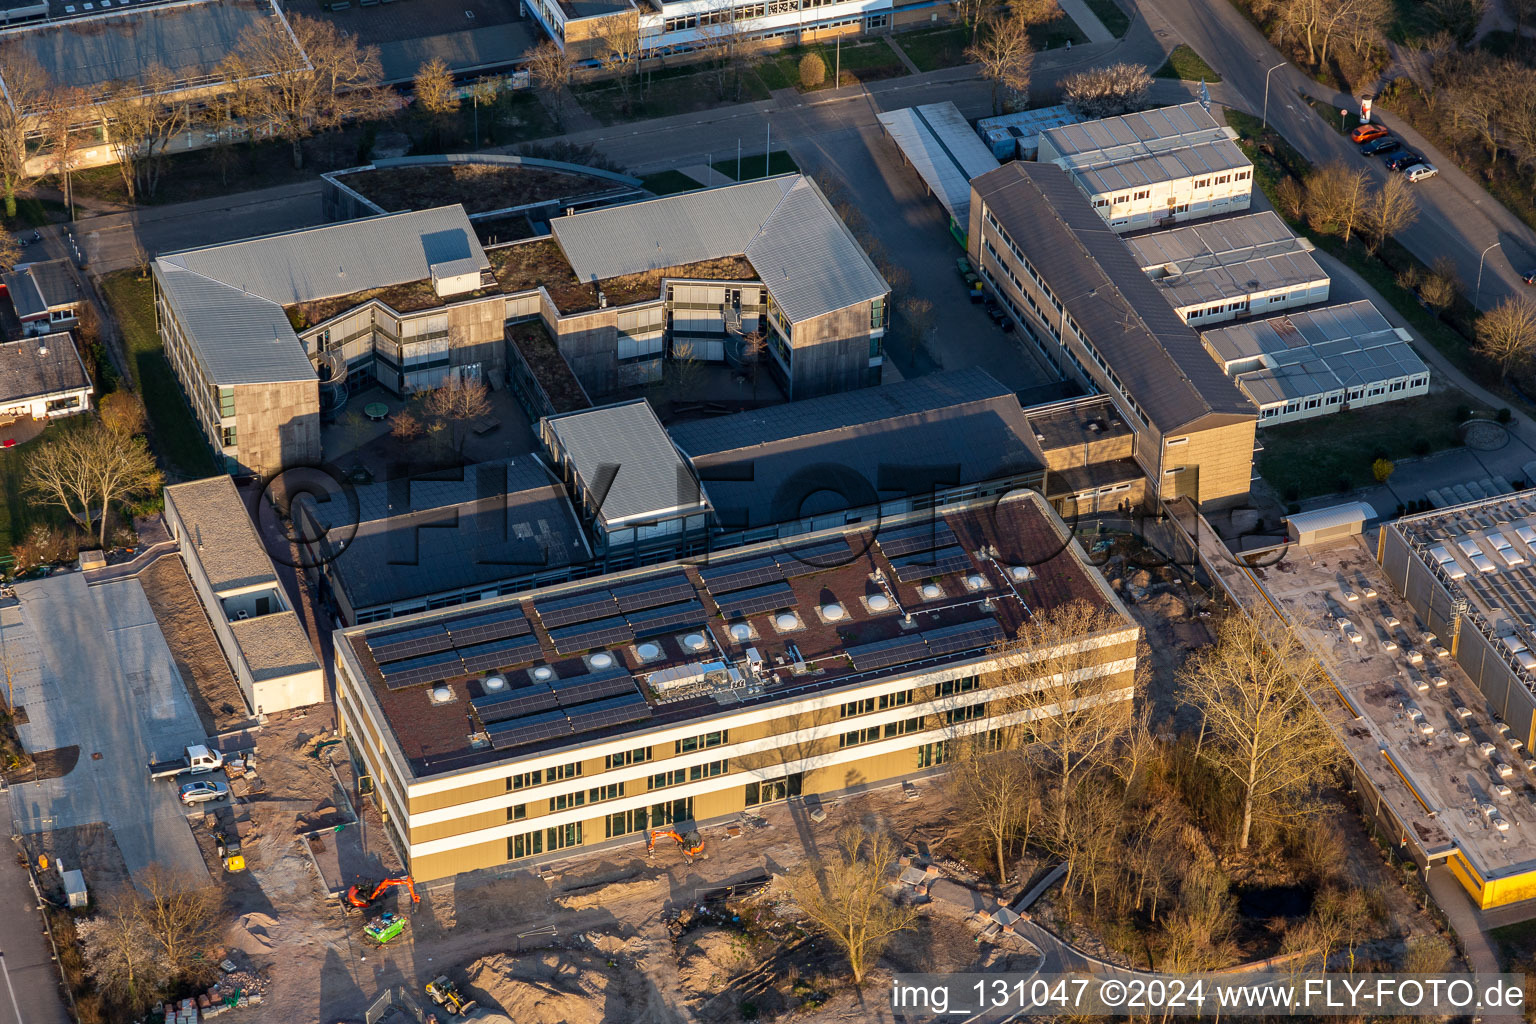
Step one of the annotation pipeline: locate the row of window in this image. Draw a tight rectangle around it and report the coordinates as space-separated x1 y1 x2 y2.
507 761 583 791
1258 376 1429 418
650 759 728 789
1188 299 1249 320
839 689 913 717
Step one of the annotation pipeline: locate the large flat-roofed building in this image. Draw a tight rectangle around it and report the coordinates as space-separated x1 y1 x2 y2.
498 174 889 400
164 476 324 715
333 489 1139 880
1202 301 1430 425
1122 212 1329 326
293 458 593 626
968 161 1257 510
154 205 503 476
1037 103 1253 234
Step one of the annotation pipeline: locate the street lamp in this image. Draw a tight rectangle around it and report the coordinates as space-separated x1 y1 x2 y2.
1262 61 1286 130
1476 240 1501 309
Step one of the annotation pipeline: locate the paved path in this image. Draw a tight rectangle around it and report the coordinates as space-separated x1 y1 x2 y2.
1057 0 1114 43
7 575 209 881
0 788 70 1024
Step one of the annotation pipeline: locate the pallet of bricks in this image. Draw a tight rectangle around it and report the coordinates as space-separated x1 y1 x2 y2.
159 966 264 1021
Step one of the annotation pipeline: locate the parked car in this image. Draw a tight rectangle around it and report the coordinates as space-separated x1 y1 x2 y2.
1404 162 1438 182
179 779 230 805
1523 269 1536 285
1351 123 1390 143
1360 136 1400 156
1385 151 1423 171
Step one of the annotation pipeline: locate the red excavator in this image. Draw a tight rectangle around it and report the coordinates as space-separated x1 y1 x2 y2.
346 875 420 909
646 827 705 864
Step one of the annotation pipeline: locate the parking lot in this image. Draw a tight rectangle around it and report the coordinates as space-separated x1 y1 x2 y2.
6 573 210 880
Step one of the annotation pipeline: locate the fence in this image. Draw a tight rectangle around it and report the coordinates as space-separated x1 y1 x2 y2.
365 986 425 1024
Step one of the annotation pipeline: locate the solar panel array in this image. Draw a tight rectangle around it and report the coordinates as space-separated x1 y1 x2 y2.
471 684 557 724
716 581 798 619
626 599 707 637
610 572 694 613
368 622 453 664
846 634 931 672
458 634 544 674
487 709 572 750
447 607 531 646
548 615 635 655
923 620 1005 657
776 539 853 578
875 522 957 558
551 672 637 706
381 648 465 689
891 546 973 582
697 556 783 594
535 589 619 628
566 692 652 733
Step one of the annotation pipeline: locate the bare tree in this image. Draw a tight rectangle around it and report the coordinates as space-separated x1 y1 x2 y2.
1178 614 1340 851
26 424 163 547
600 14 643 111
76 889 168 1013
1275 176 1307 222
1008 0 1062 25
138 864 222 980
968 14 1035 116
526 41 574 125
1362 172 1418 254
100 67 191 201
1273 0 1385 67
1422 255 1459 310
1303 161 1369 244
0 232 19 273
414 57 460 147
1058 62 1153 118
783 824 917 985
955 0 990 42
40 86 88 219
1159 858 1237 970
1476 296 1536 380
0 44 50 219
99 392 149 437
946 739 1035 883
390 407 424 443
697 16 753 101
423 376 491 457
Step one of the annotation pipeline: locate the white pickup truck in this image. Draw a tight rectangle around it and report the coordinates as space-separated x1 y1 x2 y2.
147 744 224 780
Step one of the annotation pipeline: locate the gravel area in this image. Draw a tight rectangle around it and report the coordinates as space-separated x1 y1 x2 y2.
138 558 252 736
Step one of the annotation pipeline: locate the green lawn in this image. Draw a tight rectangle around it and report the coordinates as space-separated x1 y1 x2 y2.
574 70 769 125
896 25 973 72
1490 920 1536 969
1257 387 1476 501
1082 0 1131 36
98 271 218 479
1030 13 1088 49
0 420 85 559
2 197 66 231
710 150 799 181
641 169 704 195
1155 44 1221 82
1303 95 1352 135
755 40 908 91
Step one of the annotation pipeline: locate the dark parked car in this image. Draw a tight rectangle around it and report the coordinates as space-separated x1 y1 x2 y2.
1522 269 1536 285
1361 136 1400 156
1385 151 1423 171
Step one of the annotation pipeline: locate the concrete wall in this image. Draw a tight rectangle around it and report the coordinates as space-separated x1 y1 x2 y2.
232 379 321 478
253 664 326 716
782 300 880 399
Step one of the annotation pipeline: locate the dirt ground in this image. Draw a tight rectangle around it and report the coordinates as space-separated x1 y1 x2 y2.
138 557 253 736
20 822 131 903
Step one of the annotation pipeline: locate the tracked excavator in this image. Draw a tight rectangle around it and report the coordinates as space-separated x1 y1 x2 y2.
646 827 705 864
346 875 420 909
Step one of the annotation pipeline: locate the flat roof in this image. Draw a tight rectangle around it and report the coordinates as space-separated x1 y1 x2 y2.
1040 102 1250 193
1024 395 1134 452
296 458 592 612
668 368 1044 529
1123 212 1328 310
164 476 281 593
0 333 91 404
969 161 1255 435
339 491 1118 779
0 0 292 101
977 105 1082 139
229 610 320 681
876 101 1000 225
1202 300 1428 407
1254 534 1536 880
550 174 888 324
543 399 709 529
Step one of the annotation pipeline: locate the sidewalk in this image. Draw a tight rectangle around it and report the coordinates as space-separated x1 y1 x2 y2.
0 788 71 1024
1056 0 1113 42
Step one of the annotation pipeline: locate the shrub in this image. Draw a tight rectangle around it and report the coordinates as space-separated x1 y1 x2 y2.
11 524 80 571
798 53 826 89
1372 458 1395 483
1336 475 1352 493
1369 446 1389 464
1287 502 1302 514
1283 484 1301 502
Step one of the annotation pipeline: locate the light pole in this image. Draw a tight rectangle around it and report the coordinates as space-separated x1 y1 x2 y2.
1261 61 1286 130
1476 240 1502 309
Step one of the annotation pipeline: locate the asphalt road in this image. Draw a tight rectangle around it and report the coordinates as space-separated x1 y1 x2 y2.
0 789 70 1024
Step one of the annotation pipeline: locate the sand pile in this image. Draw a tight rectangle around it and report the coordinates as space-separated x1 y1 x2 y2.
676 928 753 1000
225 912 281 953
555 876 663 911
463 950 646 1024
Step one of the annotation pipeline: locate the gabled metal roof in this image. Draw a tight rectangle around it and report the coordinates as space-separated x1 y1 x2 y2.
153 266 317 386
876 101 1000 226
971 161 1255 435
543 399 710 530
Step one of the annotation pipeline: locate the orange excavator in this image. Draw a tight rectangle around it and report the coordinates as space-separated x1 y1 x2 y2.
646 827 705 864
346 875 420 909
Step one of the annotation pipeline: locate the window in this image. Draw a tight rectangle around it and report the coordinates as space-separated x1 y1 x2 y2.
509 830 542 860
546 822 581 851
650 767 688 790
745 772 801 805
220 426 237 448
869 334 883 359
1093 198 1110 208
588 781 625 804
508 770 542 791
1215 174 1231 185
548 762 583 782
916 741 950 768
650 762 724 789
1235 169 1251 180
1112 194 1130 204
946 702 988 725
217 387 235 418
937 676 978 697
1194 178 1211 188
604 746 653 770
675 730 727 754
691 759 727 781
841 697 875 718
507 803 526 821
45 396 80 414
870 296 885 330
840 725 882 748
605 807 650 838
549 791 586 812
884 716 924 738
880 690 914 710
1132 189 1150 201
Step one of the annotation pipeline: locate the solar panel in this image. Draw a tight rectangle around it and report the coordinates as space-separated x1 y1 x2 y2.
876 522 957 558
380 648 465 689
458 634 544 674
626 599 706 637
697 556 783 594
715 582 797 619
552 673 637 707
846 635 931 672
610 572 696 614
486 709 572 749
448 607 531 647
922 620 1005 657
471 684 557 724
368 622 453 664
566 692 652 734
535 589 618 629
777 539 853 578
548 616 635 655
891 545 973 582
